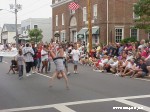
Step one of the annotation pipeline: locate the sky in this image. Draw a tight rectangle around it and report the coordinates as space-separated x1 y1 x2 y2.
0 0 52 27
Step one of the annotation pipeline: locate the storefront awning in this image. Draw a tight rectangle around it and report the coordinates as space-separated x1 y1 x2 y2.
19 37 30 40
77 28 88 35
86 27 100 35
77 28 88 38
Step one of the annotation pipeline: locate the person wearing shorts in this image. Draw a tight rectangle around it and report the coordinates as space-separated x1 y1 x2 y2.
41 45 48 73
70 44 80 74
133 59 148 78
49 44 69 89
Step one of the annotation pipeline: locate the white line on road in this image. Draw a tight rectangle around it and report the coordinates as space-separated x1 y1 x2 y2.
36 72 52 78
54 105 76 112
2 61 8 64
116 99 150 111
0 94 150 112
135 78 150 82
2 60 150 82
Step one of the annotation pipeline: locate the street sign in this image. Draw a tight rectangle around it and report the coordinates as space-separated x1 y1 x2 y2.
77 34 84 38
54 33 60 37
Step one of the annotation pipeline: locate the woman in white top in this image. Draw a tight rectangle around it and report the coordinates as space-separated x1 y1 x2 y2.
41 45 48 73
121 59 136 77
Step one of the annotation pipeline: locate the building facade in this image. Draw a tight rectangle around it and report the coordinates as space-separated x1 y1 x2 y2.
21 18 52 43
1 24 21 44
51 0 150 44
0 27 2 43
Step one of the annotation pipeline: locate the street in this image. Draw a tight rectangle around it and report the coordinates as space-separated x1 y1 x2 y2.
0 58 150 112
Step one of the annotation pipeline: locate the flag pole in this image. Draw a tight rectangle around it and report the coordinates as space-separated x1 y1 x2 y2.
87 0 92 51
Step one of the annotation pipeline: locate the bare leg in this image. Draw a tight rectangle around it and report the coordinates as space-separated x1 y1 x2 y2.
45 61 48 73
41 61 45 73
61 71 69 89
49 71 57 87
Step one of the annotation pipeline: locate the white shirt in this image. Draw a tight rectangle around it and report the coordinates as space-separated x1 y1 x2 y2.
0 45 4 51
11 47 17 51
22 47 34 62
71 49 80 61
101 58 108 64
41 49 48 61
110 61 118 68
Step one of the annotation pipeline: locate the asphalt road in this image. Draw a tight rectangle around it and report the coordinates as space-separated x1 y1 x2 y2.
0 58 150 112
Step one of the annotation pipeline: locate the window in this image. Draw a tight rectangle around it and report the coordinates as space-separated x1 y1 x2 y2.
83 7 87 21
56 15 58 26
92 36 99 44
34 25 38 29
55 0 58 3
61 31 66 42
93 4 97 19
133 3 140 19
115 28 124 42
27 25 30 30
130 28 139 40
62 13 64 25
21 27 25 33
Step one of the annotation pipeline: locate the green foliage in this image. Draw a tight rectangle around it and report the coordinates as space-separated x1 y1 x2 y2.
134 0 150 31
28 28 43 43
121 37 137 44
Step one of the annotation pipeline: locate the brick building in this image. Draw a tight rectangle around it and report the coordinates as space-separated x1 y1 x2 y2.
51 0 150 44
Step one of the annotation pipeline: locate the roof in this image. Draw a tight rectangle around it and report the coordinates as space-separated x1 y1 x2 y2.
3 24 21 32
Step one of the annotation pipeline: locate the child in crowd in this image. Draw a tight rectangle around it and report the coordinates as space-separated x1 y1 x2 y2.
16 50 25 79
7 57 18 74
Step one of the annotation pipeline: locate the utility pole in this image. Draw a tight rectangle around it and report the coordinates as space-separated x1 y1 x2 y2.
87 0 92 51
15 0 18 49
10 0 22 49
107 0 109 45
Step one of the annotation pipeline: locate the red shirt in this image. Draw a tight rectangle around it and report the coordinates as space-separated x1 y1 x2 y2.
36 48 42 58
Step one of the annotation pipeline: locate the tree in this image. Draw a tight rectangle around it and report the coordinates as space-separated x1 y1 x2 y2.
134 0 150 32
28 28 43 43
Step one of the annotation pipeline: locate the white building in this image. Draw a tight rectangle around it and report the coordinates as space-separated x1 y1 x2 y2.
1 24 21 44
21 18 52 43
0 27 2 43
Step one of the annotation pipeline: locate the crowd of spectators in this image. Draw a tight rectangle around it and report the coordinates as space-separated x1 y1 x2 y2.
79 39 150 78
1 39 150 80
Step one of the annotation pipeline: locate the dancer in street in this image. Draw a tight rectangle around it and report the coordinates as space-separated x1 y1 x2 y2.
49 44 69 89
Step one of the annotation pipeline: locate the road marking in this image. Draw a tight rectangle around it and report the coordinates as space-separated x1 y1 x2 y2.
135 78 150 82
2 61 8 64
0 94 150 112
106 73 150 82
2 60 150 82
54 105 76 112
36 72 52 78
116 99 150 111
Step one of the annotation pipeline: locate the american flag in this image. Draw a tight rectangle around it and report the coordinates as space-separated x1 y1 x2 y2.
68 2 80 11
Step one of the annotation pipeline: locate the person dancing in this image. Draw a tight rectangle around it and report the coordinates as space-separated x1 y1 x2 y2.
49 44 69 89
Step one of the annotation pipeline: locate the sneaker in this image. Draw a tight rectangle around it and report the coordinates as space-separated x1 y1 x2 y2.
32 71 36 74
115 73 119 76
19 76 23 80
74 71 76 74
67 72 70 75
26 73 31 77
98 70 102 72
75 71 79 74
48 71 51 73
93 69 97 71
